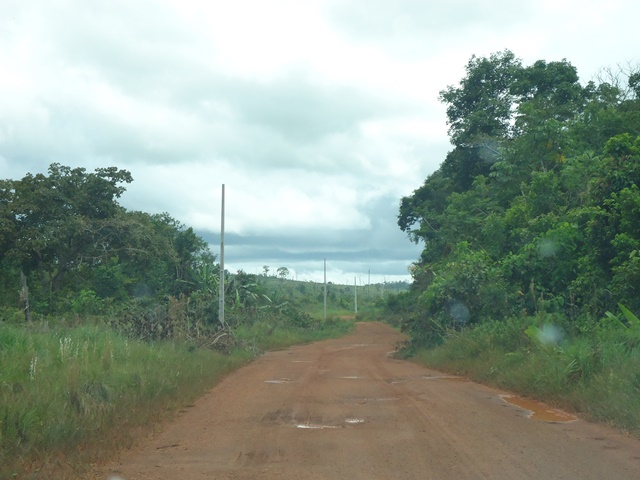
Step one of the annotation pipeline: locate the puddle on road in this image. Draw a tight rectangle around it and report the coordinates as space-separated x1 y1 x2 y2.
422 375 467 382
342 396 399 405
339 376 364 380
501 395 577 423
296 424 341 430
295 418 365 429
265 378 292 384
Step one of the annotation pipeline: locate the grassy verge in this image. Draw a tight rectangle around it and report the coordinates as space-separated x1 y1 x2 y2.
409 313 640 437
233 315 354 351
0 316 354 479
304 305 357 320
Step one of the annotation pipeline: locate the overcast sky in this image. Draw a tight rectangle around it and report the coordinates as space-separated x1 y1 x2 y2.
1 0 638 284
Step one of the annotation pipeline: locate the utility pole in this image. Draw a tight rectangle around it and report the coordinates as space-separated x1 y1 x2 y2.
219 184 226 327
354 276 358 314
323 258 327 322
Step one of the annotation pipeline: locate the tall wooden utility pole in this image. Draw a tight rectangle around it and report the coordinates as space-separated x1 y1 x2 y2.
323 258 327 322
219 184 226 327
354 276 358 314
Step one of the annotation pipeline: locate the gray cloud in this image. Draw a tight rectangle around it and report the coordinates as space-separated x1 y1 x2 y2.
232 75 391 143
199 191 421 282
328 0 533 51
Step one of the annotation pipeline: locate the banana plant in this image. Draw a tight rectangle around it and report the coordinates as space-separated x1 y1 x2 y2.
604 303 640 331
196 262 219 295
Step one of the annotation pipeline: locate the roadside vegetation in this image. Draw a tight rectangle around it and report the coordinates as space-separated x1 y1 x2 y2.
387 51 640 436
0 164 401 478
0 274 362 479
0 319 252 478
0 303 356 479
5 46 638 477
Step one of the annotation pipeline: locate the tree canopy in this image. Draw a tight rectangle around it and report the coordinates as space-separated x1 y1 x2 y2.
0 164 215 314
398 51 640 345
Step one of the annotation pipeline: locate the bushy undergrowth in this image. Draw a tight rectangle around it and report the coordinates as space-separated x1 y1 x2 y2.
411 310 640 436
0 313 354 479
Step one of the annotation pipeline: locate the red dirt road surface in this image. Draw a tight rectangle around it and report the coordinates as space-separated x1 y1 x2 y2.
92 322 640 479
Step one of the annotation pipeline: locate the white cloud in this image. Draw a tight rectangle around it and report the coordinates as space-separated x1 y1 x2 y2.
1 0 639 282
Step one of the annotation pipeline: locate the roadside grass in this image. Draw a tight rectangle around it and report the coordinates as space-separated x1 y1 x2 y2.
411 314 640 437
354 305 392 323
305 304 358 320
304 298 388 322
0 321 251 479
233 316 354 351
0 316 354 479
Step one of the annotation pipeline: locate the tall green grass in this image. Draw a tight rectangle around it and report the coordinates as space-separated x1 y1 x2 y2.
411 312 640 436
0 314 354 479
0 322 251 479
233 315 354 351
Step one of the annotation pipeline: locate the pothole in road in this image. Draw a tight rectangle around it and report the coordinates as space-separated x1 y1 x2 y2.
500 395 577 423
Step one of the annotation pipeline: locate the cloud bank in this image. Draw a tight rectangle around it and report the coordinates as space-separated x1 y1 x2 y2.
1 0 638 282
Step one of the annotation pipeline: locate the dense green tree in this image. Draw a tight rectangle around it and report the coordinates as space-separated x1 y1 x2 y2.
437 51 522 190
439 50 521 147
0 164 216 313
277 266 290 280
397 52 640 346
628 71 640 98
4 164 132 295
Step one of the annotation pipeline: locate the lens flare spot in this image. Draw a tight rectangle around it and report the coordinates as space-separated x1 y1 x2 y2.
538 238 559 258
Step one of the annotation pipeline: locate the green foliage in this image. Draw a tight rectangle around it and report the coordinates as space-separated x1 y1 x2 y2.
0 155 389 477
412 311 640 436
391 55 640 436
0 165 221 313
0 277 359 478
396 52 640 346
0 321 254 477
439 50 520 148
1 164 133 296
604 132 638 159
393 49 640 437
605 303 640 332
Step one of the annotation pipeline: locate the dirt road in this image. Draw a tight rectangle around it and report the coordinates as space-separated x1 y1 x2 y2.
94 322 640 479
